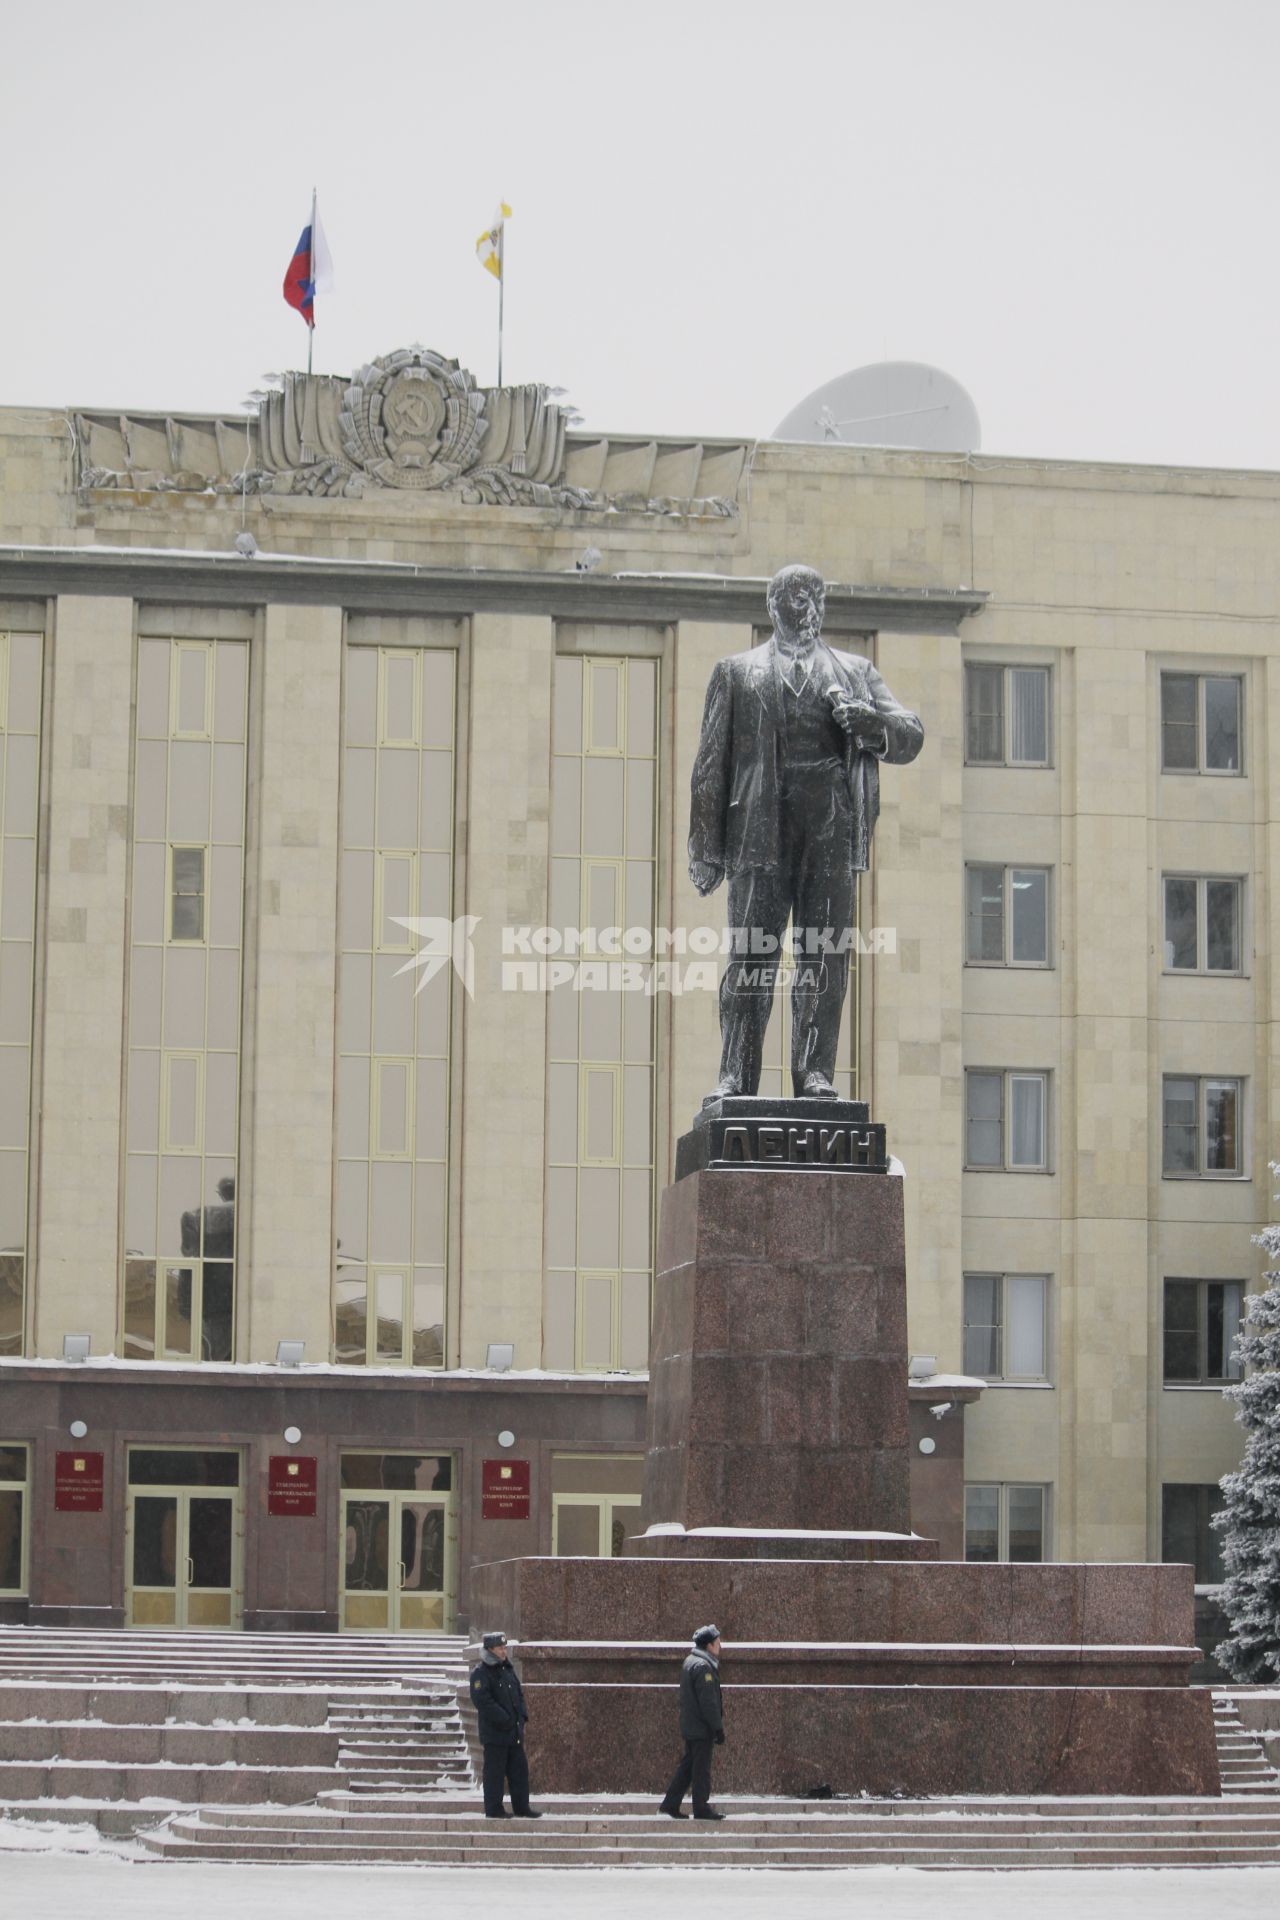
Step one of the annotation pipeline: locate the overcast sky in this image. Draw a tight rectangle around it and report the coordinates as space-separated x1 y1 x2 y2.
6 0 1280 471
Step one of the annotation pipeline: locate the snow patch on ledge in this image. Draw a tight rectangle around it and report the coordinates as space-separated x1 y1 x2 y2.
643 1524 926 1542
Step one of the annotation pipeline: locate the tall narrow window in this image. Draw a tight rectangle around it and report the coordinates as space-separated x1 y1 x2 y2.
965 664 1051 767
1161 1484 1225 1584
335 641 457 1368
0 633 42 1357
122 637 248 1362
0 1442 28 1594
544 651 658 1372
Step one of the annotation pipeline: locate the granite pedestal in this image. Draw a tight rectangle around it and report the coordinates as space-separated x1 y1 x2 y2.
469 1123 1219 1798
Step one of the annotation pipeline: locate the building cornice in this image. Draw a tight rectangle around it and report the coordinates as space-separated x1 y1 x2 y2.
0 546 988 633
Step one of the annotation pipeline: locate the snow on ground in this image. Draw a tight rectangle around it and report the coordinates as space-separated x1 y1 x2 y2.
1 1848 1279 1920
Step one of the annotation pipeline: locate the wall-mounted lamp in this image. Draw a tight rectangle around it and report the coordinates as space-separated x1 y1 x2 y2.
486 1343 514 1372
68 1420 88 1440
63 1334 91 1363
497 1429 516 1449
918 1436 937 1456
283 1426 302 1445
276 1340 305 1367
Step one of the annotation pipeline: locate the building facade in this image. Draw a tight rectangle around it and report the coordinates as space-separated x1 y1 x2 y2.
0 347 1271 1629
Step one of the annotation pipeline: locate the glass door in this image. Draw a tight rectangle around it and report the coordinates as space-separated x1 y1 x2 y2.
125 1448 241 1629
340 1489 454 1631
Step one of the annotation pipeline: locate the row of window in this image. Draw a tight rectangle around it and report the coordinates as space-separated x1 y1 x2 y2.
965 664 1245 776
963 1070 1246 1177
966 866 1245 975
964 1479 1227 1584
965 1273 1244 1386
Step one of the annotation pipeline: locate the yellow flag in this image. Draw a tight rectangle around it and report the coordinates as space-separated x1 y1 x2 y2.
476 201 512 280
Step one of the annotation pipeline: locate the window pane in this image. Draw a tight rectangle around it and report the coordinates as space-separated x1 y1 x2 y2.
1163 877 1198 970
0 1487 22 1590
176 648 208 733
966 1072 1002 1166
1162 1077 1197 1173
1010 869 1048 965
1007 1486 1045 1562
965 867 1004 964
1205 880 1240 972
1207 1281 1244 1382
962 1273 1000 1377
1161 674 1198 771
1203 677 1241 773
1009 1075 1045 1168
1161 1484 1199 1572
1163 1278 1200 1381
1009 669 1048 764
965 666 1003 764
1006 1276 1046 1377
1204 1080 1240 1174
375 1270 405 1362
964 1486 999 1562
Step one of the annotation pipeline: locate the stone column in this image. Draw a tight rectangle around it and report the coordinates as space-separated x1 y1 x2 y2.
33 594 133 1357
458 613 554 1368
240 603 342 1362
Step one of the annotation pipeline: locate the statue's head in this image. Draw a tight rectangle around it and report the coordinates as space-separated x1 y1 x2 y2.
767 563 826 644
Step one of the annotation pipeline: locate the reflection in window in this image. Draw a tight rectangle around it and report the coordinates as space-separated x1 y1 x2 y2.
1162 1075 1244 1177
0 632 43 1357
964 1483 1048 1562
335 642 457 1368
1163 1278 1244 1384
1161 673 1243 775
122 637 248 1361
544 650 657 1371
1162 875 1242 974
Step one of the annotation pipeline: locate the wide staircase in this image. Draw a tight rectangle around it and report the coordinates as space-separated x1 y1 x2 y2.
1214 1692 1280 1793
0 1626 474 1831
139 1792 1280 1868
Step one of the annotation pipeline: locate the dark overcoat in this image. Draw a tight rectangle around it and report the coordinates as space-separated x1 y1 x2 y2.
470 1656 529 1747
688 638 924 876
678 1650 725 1741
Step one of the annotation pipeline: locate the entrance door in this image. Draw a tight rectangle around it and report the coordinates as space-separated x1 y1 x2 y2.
553 1492 642 1557
341 1491 455 1631
125 1448 242 1629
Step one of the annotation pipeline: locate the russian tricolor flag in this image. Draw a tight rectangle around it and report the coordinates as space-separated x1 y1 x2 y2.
283 199 335 329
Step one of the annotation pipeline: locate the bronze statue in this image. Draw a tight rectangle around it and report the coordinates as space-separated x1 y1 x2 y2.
689 563 923 1099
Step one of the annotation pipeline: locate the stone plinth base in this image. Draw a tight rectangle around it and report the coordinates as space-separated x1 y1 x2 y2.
467 1554 1218 1797
645 1166 911 1535
631 1527 938 1562
470 1554 1198 1648
517 1682 1219 1798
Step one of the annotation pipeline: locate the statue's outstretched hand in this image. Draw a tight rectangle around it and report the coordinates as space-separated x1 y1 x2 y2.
689 859 724 897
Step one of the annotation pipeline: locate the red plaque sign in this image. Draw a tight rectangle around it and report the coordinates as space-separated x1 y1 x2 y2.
268 1455 317 1517
54 1451 104 1513
482 1458 530 1520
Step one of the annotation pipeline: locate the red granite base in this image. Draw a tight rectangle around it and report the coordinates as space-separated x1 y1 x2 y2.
518 1680 1220 1798
467 1554 1218 1797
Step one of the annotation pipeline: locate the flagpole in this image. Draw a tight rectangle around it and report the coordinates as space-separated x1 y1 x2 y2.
307 185 316 377
497 219 504 388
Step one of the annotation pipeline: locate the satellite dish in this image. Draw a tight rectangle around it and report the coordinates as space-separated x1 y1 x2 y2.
772 361 980 453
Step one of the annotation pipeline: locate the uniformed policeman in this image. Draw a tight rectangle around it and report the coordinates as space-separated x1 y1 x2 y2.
658 1624 727 1820
469 1630 543 1819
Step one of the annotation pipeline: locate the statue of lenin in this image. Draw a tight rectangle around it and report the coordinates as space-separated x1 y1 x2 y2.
688 563 924 1100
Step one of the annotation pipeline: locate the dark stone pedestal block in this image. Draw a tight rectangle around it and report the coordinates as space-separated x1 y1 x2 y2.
519 1682 1219 1798
644 1168 911 1536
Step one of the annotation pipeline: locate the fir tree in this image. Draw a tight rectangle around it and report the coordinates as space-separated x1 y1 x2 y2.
1213 1167 1280 1683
